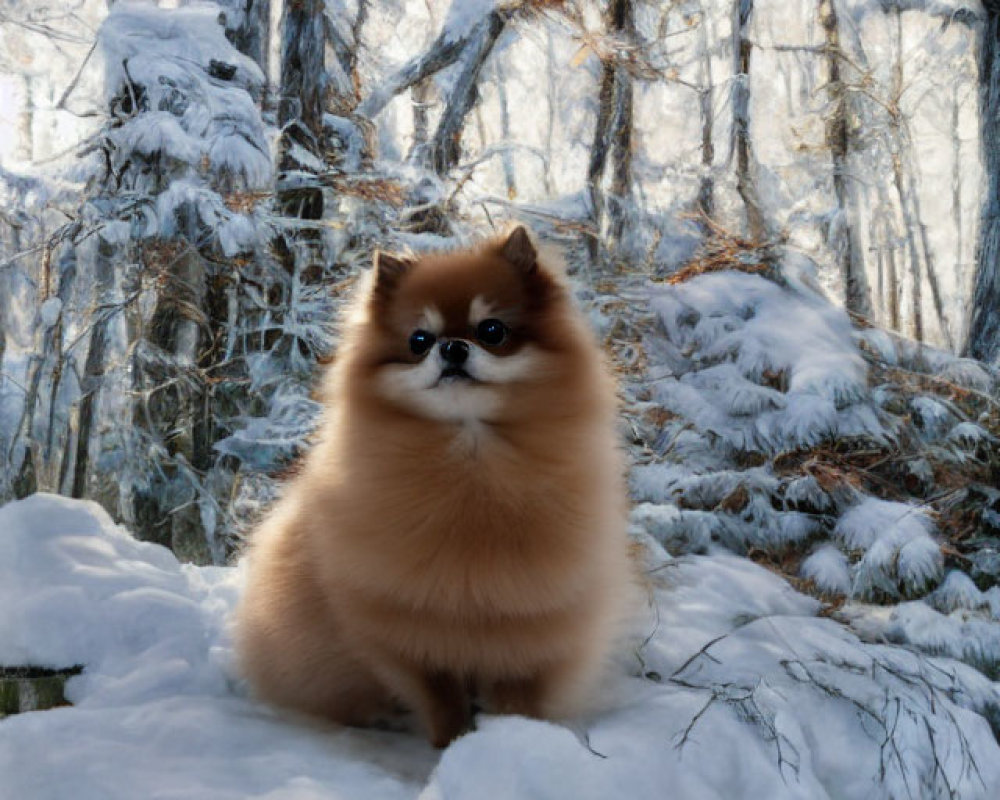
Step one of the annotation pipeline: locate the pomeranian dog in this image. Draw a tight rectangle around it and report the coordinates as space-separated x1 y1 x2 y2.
235 226 633 747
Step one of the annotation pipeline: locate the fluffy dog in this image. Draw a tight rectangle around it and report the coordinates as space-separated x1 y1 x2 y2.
235 226 633 747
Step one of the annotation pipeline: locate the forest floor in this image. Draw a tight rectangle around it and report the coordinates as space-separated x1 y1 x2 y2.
2 246 1000 799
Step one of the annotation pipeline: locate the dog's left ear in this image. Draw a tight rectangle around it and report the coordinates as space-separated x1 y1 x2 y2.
499 226 537 275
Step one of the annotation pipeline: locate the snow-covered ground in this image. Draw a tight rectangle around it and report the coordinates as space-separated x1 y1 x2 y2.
3 491 999 799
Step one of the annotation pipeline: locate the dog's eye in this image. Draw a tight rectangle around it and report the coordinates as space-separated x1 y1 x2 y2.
476 318 507 346
409 329 436 355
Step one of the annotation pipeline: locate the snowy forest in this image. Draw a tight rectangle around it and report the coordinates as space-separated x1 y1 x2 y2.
3 0 1000 798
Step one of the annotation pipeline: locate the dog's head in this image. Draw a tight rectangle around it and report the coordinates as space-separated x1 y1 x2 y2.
354 226 572 423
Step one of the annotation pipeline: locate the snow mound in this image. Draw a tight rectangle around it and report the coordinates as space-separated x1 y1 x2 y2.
0 493 232 689
0 495 426 799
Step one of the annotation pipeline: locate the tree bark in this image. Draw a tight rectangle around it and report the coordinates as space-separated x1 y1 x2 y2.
696 6 716 229
967 0 1000 364
325 0 367 112
587 58 616 264
427 9 509 175
278 0 326 218
72 238 115 498
607 0 634 252
819 0 873 319
279 0 325 134
587 0 635 266
732 0 769 240
132 243 210 559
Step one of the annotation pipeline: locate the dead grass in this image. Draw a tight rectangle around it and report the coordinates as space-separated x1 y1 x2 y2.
657 225 777 285
326 176 407 207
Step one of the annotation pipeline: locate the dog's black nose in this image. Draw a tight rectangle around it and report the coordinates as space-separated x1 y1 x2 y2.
440 340 469 365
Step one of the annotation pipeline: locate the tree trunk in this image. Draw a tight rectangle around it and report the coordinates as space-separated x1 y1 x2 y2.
0 280 6 387
696 10 716 230
17 75 33 162
587 0 635 267
952 85 964 307
607 0 634 254
819 0 873 319
72 238 115 498
886 243 900 332
887 9 923 342
587 58 616 265
132 243 211 562
278 0 326 218
427 9 509 175
912 185 954 349
325 0 368 114
358 6 488 120
891 153 924 342
967 1 1000 364
10 244 74 496
495 60 517 200
732 0 769 240
279 0 325 134
544 26 557 195
410 78 434 158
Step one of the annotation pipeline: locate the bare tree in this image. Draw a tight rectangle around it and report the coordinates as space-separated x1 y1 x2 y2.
586 0 635 266
732 0 770 240
968 0 1000 364
819 0 873 319
696 1 716 229
426 9 511 175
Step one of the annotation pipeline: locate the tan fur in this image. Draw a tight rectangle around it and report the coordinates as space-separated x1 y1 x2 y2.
234 229 634 747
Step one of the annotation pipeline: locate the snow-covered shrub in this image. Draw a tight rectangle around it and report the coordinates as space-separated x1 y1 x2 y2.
623 244 999 678
800 544 851 595
647 269 889 458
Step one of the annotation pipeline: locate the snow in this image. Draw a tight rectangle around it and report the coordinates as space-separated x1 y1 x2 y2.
800 544 851 595
442 0 501 44
38 298 63 329
931 570 988 613
834 497 934 551
3 494 1000 799
646 270 883 457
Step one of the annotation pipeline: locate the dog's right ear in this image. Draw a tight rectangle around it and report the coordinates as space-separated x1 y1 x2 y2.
372 251 413 302
499 225 537 275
